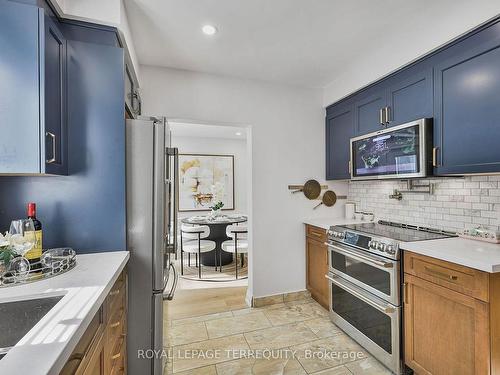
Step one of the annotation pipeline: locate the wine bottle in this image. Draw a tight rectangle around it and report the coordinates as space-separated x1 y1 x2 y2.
25 202 43 271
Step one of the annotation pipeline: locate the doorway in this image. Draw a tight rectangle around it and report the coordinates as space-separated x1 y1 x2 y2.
166 119 253 321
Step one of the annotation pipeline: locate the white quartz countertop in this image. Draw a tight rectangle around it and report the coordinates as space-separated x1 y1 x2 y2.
303 217 367 230
0 251 129 375
401 237 500 273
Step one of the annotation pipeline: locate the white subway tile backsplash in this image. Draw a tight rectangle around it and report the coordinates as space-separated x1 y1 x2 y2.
348 176 500 233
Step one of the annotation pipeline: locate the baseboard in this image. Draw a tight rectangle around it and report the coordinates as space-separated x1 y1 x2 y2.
251 289 311 307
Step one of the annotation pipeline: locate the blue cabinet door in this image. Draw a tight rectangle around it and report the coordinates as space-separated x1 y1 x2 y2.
326 100 354 180
434 23 500 174
354 86 387 135
0 2 41 173
44 15 68 175
387 68 433 126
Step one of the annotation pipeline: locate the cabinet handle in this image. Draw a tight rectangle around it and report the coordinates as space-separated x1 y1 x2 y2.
110 321 121 328
46 132 56 164
348 160 352 175
385 106 391 124
424 266 458 281
109 289 120 296
379 108 384 125
432 147 439 167
111 352 121 360
325 249 329 266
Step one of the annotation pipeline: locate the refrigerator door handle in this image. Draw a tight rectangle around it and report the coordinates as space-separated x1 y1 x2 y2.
173 148 179 258
163 262 178 300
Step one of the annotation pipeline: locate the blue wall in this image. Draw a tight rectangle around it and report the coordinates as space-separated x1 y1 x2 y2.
0 25 126 253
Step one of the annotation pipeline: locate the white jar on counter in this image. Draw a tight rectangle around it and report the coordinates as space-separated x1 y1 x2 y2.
345 202 356 219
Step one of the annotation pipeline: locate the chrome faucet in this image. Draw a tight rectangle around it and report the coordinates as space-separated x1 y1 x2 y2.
389 189 403 200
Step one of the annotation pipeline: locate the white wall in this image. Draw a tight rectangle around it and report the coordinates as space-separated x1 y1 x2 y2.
140 65 348 299
173 134 248 217
323 5 500 106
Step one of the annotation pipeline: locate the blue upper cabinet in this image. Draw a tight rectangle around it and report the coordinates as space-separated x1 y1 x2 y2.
326 100 354 180
386 67 433 127
433 22 500 175
44 15 68 175
0 2 68 175
0 2 42 174
354 85 388 135
352 68 433 136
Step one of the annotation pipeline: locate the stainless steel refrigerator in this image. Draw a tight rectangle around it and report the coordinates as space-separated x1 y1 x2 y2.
126 116 178 374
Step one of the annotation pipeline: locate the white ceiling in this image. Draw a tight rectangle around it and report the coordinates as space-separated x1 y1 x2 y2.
125 0 500 88
170 122 247 140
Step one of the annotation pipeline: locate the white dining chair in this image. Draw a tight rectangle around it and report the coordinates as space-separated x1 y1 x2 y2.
221 224 248 279
180 224 216 278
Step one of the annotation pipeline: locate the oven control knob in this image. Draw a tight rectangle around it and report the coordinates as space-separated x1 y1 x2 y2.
385 245 395 255
368 240 376 249
376 243 384 251
338 232 345 239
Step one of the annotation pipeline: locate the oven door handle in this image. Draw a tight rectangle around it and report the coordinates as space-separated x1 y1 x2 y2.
326 243 393 269
325 274 396 314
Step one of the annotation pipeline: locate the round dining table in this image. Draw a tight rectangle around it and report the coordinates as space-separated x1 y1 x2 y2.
181 215 247 266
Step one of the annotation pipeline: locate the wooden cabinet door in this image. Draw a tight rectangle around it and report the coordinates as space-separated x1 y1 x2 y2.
387 68 433 127
306 236 329 309
44 14 68 175
433 27 500 175
326 100 354 180
82 333 106 375
404 274 490 375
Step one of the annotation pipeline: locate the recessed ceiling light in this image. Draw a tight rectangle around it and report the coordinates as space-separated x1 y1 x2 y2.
202 25 218 36
235 132 242 136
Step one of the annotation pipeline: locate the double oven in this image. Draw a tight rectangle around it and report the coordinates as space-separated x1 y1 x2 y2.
326 227 402 374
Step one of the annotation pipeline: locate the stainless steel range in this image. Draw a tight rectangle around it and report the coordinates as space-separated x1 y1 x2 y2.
325 220 455 374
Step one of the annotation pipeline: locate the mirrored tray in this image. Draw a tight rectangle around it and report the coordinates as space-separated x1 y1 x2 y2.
0 248 76 287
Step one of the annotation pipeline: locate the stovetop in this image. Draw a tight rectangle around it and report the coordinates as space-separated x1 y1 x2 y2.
328 220 457 260
340 221 456 243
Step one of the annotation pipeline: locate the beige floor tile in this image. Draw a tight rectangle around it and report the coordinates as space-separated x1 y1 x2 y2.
205 311 272 339
345 357 392 374
264 302 329 326
171 365 217 375
231 303 286 316
165 321 208 347
311 365 353 374
216 357 307 375
303 318 342 338
172 334 249 373
244 322 318 350
291 334 367 373
171 311 233 326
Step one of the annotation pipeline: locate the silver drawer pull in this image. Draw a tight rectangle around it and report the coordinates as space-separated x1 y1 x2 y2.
325 274 395 314
326 243 393 268
46 132 56 164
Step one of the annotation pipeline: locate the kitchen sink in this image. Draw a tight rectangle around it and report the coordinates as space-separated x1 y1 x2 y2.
0 295 63 360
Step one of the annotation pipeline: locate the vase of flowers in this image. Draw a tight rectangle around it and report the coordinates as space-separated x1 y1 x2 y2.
209 201 224 218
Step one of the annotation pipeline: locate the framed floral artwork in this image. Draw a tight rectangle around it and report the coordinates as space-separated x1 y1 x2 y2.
178 154 235 211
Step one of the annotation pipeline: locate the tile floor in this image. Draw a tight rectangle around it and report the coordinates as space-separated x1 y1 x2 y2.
164 287 392 374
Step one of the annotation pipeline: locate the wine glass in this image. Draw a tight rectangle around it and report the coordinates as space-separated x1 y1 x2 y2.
9 219 36 255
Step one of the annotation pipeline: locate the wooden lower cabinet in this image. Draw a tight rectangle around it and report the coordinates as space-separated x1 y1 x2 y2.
403 251 500 375
60 270 127 375
305 225 329 309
